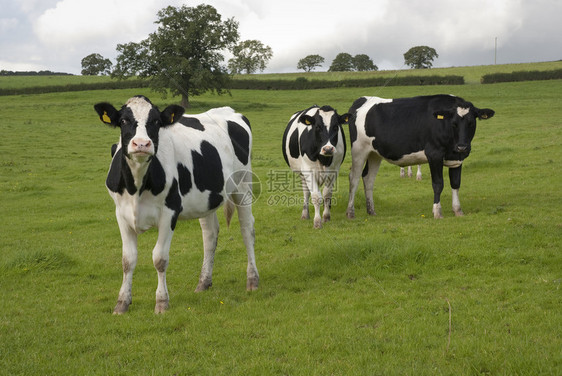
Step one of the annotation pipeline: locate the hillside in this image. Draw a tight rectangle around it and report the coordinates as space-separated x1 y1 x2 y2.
0 60 560 92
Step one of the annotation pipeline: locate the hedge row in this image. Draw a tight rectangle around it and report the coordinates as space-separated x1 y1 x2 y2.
230 75 464 90
0 80 149 96
481 69 562 84
0 75 464 96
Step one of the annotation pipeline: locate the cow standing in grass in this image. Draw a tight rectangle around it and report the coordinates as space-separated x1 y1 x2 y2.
346 95 494 219
94 96 259 314
282 106 350 228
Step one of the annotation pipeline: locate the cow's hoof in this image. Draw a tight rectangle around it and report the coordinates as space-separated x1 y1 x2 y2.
195 279 212 292
322 213 331 222
454 209 465 217
113 301 130 315
346 209 355 219
433 204 443 219
313 218 322 229
366 200 376 215
301 212 310 220
154 300 169 314
246 276 259 291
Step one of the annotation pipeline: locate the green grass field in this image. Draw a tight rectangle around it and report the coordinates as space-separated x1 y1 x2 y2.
0 66 561 375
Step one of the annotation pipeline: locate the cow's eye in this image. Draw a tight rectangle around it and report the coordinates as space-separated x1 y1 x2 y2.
120 119 128 126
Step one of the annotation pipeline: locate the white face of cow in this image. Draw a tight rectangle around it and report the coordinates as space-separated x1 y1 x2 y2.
300 106 350 158
124 97 157 161
94 95 185 163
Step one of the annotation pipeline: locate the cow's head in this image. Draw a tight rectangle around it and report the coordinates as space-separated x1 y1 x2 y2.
300 106 350 156
433 103 494 154
94 96 184 161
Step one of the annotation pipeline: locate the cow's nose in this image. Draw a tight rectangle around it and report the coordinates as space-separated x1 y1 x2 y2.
132 139 152 149
321 145 335 155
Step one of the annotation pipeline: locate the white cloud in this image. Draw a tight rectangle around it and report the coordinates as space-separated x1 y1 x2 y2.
34 0 162 46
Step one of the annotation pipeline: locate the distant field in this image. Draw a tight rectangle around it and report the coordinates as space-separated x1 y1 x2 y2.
234 60 562 84
0 74 114 89
0 75 560 375
1 60 561 89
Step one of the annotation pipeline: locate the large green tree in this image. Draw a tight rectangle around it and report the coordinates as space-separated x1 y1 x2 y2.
112 4 239 108
297 55 325 72
81 53 112 75
352 54 378 71
328 53 354 72
228 40 273 74
403 46 439 69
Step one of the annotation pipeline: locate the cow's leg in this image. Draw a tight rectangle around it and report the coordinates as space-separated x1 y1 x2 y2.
400 167 406 178
347 150 370 219
321 170 337 222
236 204 259 290
302 172 322 228
362 154 382 216
300 174 310 220
196 212 219 292
407 166 413 177
429 161 445 218
152 216 175 314
114 217 138 315
449 166 464 216
416 165 422 181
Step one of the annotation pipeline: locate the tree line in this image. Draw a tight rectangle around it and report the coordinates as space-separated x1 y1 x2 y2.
79 4 440 107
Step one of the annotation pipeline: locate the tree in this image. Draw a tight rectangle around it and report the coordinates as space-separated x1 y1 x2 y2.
112 4 239 108
112 41 151 77
228 40 273 74
352 54 378 71
81 53 112 75
297 55 325 72
403 46 439 69
328 53 354 72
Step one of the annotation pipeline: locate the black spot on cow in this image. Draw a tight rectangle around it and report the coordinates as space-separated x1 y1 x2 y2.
178 117 205 131
208 191 224 210
177 163 192 196
227 120 250 165
106 149 137 195
110 144 117 157
192 141 224 194
140 157 166 196
165 179 182 230
288 129 300 160
241 115 251 130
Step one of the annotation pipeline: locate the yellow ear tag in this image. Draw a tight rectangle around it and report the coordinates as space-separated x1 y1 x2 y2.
481 114 488 119
437 115 444 120
304 119 311 125
170 113 175 123
102 111 111 123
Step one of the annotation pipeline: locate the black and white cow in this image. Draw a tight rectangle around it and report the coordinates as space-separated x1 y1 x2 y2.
94 95 259 314
282 106 350 228
346 95 494 219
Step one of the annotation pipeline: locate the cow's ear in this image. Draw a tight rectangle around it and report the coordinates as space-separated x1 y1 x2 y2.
339 113 351 124
161 105 185 126
475 108 495 120
300 115 315 126
94 103 119 127
433 109 454 120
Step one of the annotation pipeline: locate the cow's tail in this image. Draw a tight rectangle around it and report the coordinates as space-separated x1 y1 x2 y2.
224 199 236 228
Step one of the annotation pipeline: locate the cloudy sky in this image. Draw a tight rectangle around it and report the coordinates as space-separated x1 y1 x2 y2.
1 0 560 74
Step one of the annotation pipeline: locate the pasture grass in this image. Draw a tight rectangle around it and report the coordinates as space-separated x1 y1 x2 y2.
0 77 561 375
